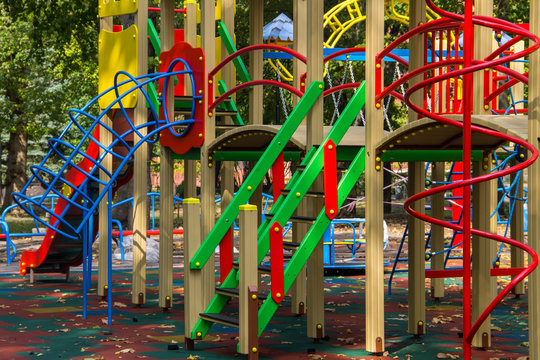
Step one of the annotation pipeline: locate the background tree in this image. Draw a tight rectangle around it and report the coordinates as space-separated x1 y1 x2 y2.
0 1 97 209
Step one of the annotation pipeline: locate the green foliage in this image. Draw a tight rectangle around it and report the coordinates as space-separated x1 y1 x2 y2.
0 1 98 183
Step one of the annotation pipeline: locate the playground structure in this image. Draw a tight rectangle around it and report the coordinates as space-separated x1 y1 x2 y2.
3 1 540 360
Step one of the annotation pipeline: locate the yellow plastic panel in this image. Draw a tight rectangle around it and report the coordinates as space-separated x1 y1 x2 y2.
99 0 138 18
190 0 222 23
98 25 138 109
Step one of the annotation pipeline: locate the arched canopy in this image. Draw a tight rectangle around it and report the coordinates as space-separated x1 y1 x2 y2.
208 124 372 162
375 115 528 162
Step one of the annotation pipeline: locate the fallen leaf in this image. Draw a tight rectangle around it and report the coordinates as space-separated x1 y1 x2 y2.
114 348 135 354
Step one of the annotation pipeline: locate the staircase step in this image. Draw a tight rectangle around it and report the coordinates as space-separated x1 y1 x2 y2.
175 108 238 117
296 164 348 172
280 189 324 197
216 287 267 300
199 313 239 327
232 262 272 273
264 214 316 224
283 241 301 249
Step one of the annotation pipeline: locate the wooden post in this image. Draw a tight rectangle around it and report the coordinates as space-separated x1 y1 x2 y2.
293 0 307 108
407 0 426 337
184 1 198 198
98 14 113 299
183 198 204 349
249 0 263 125
248 0 264 221
431 162 445 299
510 162 525 295
291 198 307 315
510 41 525 111
528 1 540 358
219 0 236 284
472 159 492 348
239 204 258 355
290 0 307 316
471 0 493 347
132 0 148 306
201 0 217 307
365 0 385 352
158 0 175 311
305 0 324 341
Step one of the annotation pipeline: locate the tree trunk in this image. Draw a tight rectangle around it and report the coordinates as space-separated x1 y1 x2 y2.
1 124 28 211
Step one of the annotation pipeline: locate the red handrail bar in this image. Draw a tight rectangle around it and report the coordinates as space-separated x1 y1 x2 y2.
324 47 365 62
209 79 303 112
485 71 529 104
209 44 307 79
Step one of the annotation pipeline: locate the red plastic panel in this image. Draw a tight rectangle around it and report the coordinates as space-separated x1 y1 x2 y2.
158 41 204 154
270 222 284 304
324 140 337 220
219 227 233 283
173 29 185 96
272 152 285 202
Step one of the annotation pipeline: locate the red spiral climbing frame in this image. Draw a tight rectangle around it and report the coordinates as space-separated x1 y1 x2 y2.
376 1 539 359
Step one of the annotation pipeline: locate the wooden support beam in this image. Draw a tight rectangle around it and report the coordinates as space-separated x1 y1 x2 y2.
406 0 426 338
510 41 525 111
305 0 324 341
184 1 198 198
132 0 148 306
430 162 445 299
220 0 236 285
528 1 540 358
365 0 385 353
98 15 113 299
158 0 175 310
239 204 258 355
201 0 217 307
472 159 492 348
292 0 307 109
249 0 263 126
291 192 307 315
248 0 264 224
183 199 204 348
510 162 525 295
408 161 426 335
471 0 493 346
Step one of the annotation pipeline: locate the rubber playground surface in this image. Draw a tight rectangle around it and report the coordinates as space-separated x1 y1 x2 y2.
0 263 530 360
